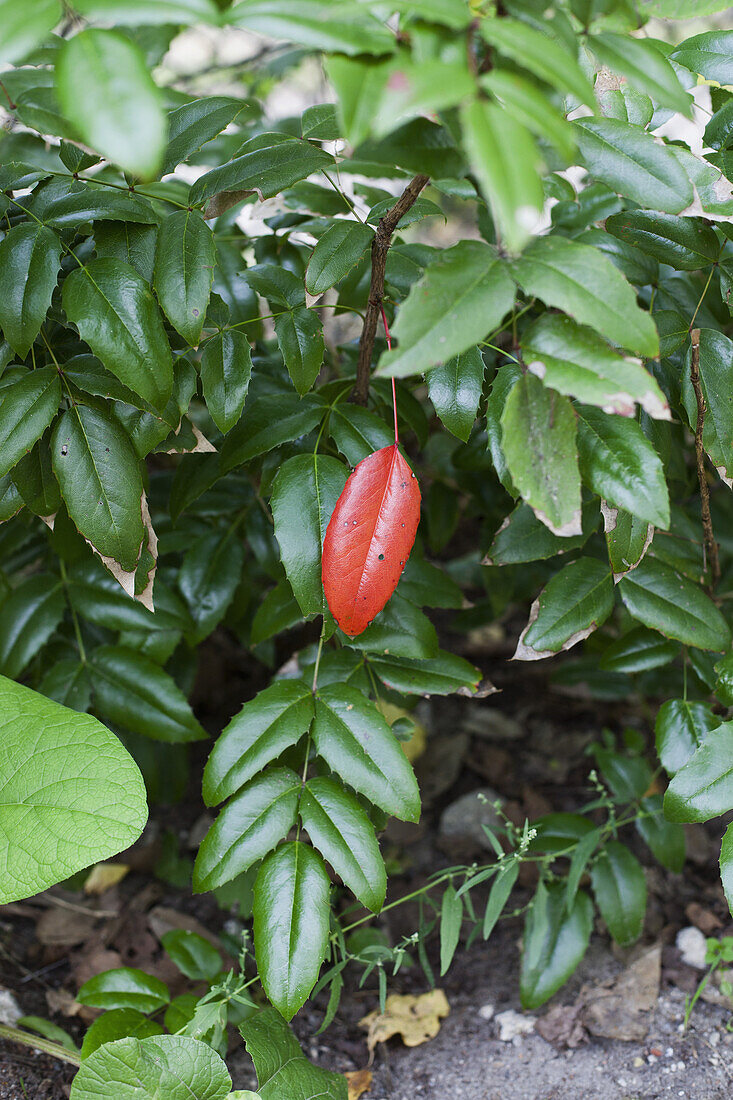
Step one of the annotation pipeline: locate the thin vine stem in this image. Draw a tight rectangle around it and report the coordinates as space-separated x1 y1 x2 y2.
0 1023 81 1068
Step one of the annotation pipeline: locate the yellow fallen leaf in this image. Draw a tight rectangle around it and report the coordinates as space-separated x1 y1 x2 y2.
375 700 427 763
359 989 450 1051
345 1068 372 1099
84 862 129 894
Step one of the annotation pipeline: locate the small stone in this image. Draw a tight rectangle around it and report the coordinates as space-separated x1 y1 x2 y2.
495 1009 534 1042
633 1057 645 1068
676 926 708 969
0 988 22 1026
478 1004 495 1021
438 787 503 857
710 1031 720 1047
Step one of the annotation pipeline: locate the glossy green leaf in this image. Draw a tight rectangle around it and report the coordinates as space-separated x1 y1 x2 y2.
329 404 393 466
178 529 245 642
369 651 480 696
35 187 157 229
589 33 691 113
482 859 519 941
203 680 314 805
229 0 395 55
600 626 678 674
520 881 593 1010
0 368 61 478
273 306 324 395
241 1008 347 1100
605 211 721 271
655 698 719 776
271 453 347 618
618 558 730 651
378 242 515 378
194 769 300 893
56 29 166 180
670 30 733 85
221 394 324 469
68 560 185 635
460 98 543 254
78 968 169 1014
590 841 646 946
354 593 438 660
70 1035 231 1100
300 776 386 912
356 118 463 179
253 842 331 1021
680 330 733 485
40 659 92 713
602 504 653 579
199 329 252 434
426 346 484 442
0 675 147 904
313 683 420 821
89 645 207 743
521 315 669 420
0 224 62 357
0 574 65 679
486 501 593 566
636 794 686 874
250 581 303 645
154 211 216 346
508 236 659 358
80 1009 164 1061
576 405 670 529
515 558 614 660
305 221 374 296
62 258 173 411
479 17 595 108
721 822 733 915
164 928 223 983
163 96 250 174
51 405 145 573
664 721 733 823
501 374 582 537
190 132 333 209
13 435 61 519
439 885 463 976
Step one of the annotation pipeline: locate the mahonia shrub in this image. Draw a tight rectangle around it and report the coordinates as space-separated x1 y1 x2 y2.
1 0 733 1094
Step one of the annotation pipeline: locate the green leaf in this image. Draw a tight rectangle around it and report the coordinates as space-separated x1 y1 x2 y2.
229 0 395 55
354 594 438 660
482 859 519 941
600 626 679 674
51 405 145 574
253 842 331 1020
574 118 693 213
178 530 245 642
89 645 207 743
250 582 303 645
681 330 733 485
590 841 646 946
35 187 158 229
589 33 691 114
369 650 480 696
602 504 654 579
618 558 731 651
190 133 333 209
0 0 59 65
62 259 173 411
460 98 543 254
721 822 733 915
241 1008 347 1100
485 501 594 566
154 211 216 346
74 0 220 23
271 454 348 619
328 404 393 465
70 1035 231 1100
520 882 593 1010
13 435 62 519
670 30 733 85
163 96 250 175
203 680 314 805
605 211 721 271
439 885 463 976
664 721 733 823
78 968 170 1014
300 776 386 912
273 306 324 395
521 315 669 420
515 558 614 660
0 574 65 679
398 557 463 610
194 768 300 893
480 70 576 162
378 242 514 378
313 683 420 821
81 1009 164 1060
356 118 464 179
40 659 91 712
479 17 595 108
501 374 582 537
508 236 659 358
221 394 324 469
200 330 252 434
0 368 61 478
426 346 484 442
636 794 686 874
0 675 147 904
56 29 166 180
162 930 222 982
305 221 374 296
576 405 670 529
655 698 719 776
327 54 392 148
0 224 62 357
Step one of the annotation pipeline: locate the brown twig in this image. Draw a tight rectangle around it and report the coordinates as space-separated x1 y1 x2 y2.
690 328 721 590
351 174 430 405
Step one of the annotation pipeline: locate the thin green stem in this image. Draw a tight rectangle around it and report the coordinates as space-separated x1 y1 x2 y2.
321 170 365 224
59 560 87 663
689 264 716 331
0 1023 81 1068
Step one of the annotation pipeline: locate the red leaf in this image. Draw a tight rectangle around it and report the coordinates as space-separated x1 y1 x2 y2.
322 443 421 636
